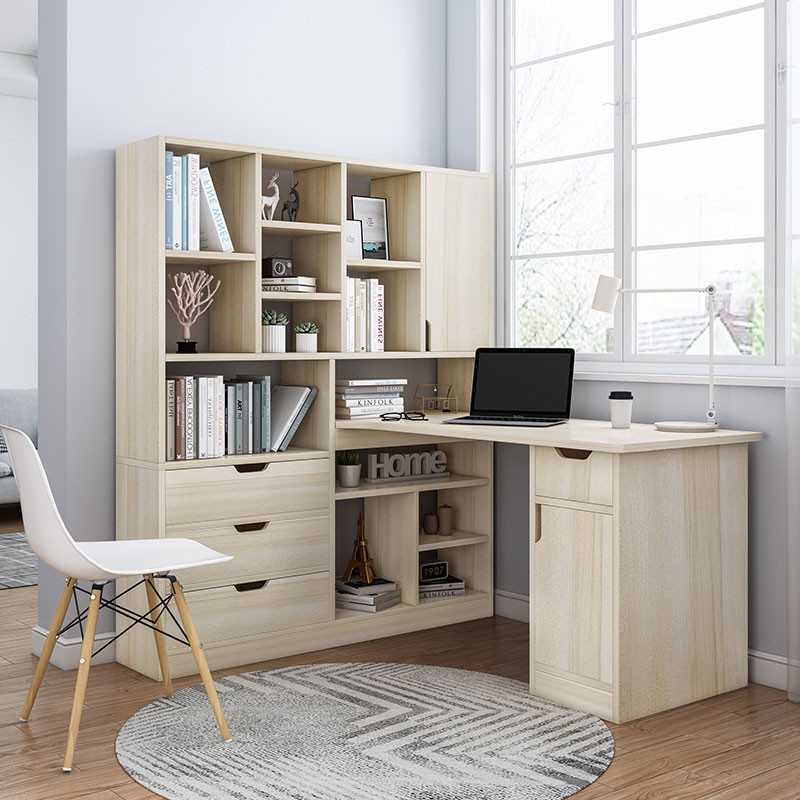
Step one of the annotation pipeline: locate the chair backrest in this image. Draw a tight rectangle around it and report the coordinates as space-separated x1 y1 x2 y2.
0 425 107 580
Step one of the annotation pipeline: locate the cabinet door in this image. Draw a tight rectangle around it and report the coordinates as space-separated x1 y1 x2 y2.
424 172 493 351
533 504 613 685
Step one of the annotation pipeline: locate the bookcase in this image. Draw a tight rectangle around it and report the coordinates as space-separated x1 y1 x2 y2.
115 136 493 679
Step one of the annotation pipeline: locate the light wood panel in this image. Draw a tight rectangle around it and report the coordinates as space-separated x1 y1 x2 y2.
535 446 613 506
424 171 493 352
379 269 423 352
294 163 345 226
370 173 422 262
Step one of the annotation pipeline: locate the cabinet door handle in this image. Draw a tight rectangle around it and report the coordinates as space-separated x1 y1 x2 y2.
555 447 592 461
533 503 542 543
234 462 270 474
234 521 270 533
234 580 269 592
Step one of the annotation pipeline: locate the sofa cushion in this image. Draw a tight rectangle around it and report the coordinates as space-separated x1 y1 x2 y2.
0 388 37 450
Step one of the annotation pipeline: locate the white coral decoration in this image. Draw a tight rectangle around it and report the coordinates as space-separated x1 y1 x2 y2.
167 270 221 340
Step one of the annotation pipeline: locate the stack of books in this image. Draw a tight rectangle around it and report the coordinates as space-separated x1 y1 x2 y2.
262 276 317 293
166 378 316 460
419 574 466 602
345 277 384 352
335 378 407 419
335 577 401 613
164 152 233 253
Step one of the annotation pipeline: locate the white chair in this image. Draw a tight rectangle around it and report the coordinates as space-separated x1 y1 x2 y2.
0 425 233 771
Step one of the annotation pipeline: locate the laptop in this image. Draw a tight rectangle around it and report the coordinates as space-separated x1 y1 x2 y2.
444 347 575 427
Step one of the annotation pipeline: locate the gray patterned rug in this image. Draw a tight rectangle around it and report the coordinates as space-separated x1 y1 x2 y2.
116 662 614 800
0 532 37 589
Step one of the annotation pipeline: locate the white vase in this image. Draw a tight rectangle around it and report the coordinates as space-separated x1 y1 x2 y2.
295 332 318 353
337 464 361 488
263 325 286 353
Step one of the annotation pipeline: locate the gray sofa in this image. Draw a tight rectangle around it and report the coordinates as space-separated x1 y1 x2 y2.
0 389 37 506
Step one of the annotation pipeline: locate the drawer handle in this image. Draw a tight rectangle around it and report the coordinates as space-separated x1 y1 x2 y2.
234 580 269 592
234 462 270 474
234 521 270 533
555 447 592 461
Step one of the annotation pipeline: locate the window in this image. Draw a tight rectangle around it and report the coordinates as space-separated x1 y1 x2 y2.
509 0 773 363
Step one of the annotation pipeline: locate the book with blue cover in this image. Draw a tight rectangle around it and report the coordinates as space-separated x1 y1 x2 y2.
164 151 174 249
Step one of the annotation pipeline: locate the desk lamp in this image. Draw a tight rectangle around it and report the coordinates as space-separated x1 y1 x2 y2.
591 275 719 432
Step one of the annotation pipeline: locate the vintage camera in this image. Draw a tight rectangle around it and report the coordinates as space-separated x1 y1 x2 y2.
264 257 294 278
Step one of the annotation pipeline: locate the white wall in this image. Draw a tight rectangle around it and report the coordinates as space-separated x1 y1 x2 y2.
0 91 37 388
37 0 447 633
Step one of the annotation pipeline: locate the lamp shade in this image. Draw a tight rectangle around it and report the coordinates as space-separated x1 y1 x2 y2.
592 275 622 313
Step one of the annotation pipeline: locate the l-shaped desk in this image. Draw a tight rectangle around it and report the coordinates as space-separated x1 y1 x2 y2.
339 413 762 724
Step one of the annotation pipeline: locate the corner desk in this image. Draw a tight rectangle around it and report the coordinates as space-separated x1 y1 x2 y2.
338 414 762 724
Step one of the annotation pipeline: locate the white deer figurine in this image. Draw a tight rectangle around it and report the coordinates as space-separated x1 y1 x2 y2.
261 172 280 221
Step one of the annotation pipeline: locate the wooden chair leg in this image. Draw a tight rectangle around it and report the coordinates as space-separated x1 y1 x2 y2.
144 575 173 698
170 580 232 742
20 577 77 722
62 584 102 772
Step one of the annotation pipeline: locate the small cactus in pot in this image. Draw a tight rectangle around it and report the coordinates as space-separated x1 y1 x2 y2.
294 321 320 353
262 309 289 352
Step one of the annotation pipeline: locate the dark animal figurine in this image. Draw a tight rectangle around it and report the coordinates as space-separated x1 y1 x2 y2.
281 183 300 222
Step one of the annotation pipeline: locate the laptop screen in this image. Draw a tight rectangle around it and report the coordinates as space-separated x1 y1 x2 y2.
469 348 575 418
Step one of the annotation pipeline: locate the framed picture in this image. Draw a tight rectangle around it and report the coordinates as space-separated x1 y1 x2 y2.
345 220 364 261
351 196 389 260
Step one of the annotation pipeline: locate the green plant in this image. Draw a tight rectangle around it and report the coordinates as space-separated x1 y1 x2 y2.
294 321 320 334
262 309 288 326
336 450 360 466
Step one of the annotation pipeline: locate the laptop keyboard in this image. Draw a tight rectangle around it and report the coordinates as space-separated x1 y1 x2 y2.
445 415 567 427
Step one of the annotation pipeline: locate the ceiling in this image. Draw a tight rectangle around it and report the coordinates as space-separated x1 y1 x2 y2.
0 0 37 56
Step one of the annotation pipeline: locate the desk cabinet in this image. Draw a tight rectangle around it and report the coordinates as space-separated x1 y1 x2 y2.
531 443 749 724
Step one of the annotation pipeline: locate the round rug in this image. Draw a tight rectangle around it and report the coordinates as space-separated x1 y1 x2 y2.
116 662 614 800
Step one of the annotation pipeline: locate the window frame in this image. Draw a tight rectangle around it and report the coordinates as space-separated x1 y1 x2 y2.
502 0 783 372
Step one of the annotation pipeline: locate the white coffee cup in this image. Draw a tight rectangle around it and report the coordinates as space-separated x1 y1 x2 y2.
609 391 633 429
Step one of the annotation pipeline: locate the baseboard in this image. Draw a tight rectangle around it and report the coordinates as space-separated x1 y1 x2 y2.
493 592 788 692
748 649 788 690
494 589 529 623
30 625 117 671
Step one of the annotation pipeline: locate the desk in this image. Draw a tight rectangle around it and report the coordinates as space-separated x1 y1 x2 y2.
338 414 762 723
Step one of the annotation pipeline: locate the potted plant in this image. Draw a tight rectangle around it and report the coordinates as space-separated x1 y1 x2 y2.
262 309 289 352
294 321 319 353
336 450 361 488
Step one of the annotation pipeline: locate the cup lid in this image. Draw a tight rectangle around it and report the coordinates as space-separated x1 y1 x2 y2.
609 391 633 400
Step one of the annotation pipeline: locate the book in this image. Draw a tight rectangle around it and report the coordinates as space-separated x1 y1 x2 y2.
336 402 403 418
367 278 379 351
419 588 466 600
197 377 208 458
335 391 403 401
336 378 408 387
335 577 397 596
241 380 253 454
166 379 175 460
199 167 234 253
376 283 385 352
346 276 356 352
335 592 401 613
419 574 465 591
262 276 317 286
181 155 189 250
335 396 404 408
335 589 401 606
225 383 236 455
263 285 317 293
336 384 406 395
172 156 183 250
184 377 195 459
215 375 225 457
186 153 201 251
173 377 186 460
358 279 367 352
164 151 174 250
276 385 318 452
270 385 311 452
237 375 271 453
234 382 244 454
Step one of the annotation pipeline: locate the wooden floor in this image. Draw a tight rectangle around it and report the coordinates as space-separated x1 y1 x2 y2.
1 587 799 800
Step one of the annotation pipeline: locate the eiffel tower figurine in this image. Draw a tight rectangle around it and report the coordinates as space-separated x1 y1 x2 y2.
342 512 380 584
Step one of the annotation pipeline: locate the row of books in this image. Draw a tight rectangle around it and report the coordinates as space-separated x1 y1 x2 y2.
345 277 384 352
419 574 466 602
165 152 233 253
334 378 407 419
166 376 316 460
262 275 317 293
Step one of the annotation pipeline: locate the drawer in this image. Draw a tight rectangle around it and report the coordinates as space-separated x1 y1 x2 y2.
535 447 613 506
168 515 330 590
165 458 329 528
166 571 330 652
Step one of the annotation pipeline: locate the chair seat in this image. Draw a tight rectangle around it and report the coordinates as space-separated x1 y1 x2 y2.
78 538 232 579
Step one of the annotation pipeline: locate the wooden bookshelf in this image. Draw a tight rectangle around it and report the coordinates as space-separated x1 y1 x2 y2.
115 135 493 680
